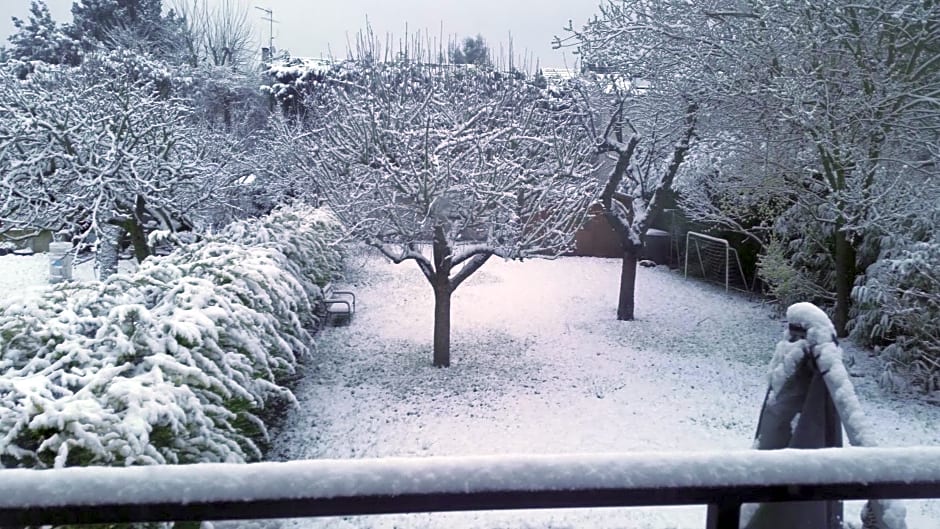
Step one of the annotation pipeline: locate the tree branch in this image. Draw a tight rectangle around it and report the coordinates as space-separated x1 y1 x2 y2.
450 253 491 291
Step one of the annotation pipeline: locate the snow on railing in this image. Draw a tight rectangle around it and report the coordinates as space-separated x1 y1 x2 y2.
2 447 940 528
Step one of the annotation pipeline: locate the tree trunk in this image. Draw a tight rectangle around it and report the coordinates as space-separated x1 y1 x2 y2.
617 245 639 320
223 97 232 129
833 227 856 338
127 195 151 263
123 219 150 263
432 284 452 367
97 223 123 279
430 225 454 367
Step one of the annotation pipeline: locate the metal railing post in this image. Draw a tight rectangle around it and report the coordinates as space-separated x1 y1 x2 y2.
707 501 742 529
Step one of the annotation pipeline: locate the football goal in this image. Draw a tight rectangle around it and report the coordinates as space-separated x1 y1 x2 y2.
683 231 749 293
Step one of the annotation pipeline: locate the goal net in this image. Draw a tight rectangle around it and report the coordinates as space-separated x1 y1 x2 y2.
683 231 750 292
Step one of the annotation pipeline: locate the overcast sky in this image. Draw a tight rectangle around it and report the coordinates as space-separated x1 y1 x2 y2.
1 0 602 69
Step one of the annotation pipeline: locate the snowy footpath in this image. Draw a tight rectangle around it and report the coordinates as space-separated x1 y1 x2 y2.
267 253 940 529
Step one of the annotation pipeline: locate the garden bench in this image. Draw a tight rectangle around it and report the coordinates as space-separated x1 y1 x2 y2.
321 282 356 326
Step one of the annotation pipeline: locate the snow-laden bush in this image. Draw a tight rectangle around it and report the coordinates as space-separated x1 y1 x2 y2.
757 228 838 312
222 204 345 290
0 205 344 469
853 220 940 393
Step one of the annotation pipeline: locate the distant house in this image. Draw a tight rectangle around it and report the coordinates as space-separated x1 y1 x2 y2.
0 228 53 253
570 203 623 258
570 202 674 264
541 67 576 83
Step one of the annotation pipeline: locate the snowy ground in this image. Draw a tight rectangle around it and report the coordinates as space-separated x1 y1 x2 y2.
267 251 940 529
3 251 938 528
0 252 135 299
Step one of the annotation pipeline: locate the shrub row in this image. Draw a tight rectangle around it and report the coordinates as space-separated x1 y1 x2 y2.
0 205 344 468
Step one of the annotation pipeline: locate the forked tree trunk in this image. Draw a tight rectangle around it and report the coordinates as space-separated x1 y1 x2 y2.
601 102 696 324
432 283 452 367
617 244 640 320
419 226 491 367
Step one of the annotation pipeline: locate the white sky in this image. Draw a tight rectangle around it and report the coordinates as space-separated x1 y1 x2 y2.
0 0 602 69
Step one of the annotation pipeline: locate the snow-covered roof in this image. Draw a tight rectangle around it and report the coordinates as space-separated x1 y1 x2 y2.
265 56 337 78
541 68 576 82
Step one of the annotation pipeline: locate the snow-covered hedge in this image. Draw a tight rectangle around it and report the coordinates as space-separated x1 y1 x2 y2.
0 205 344 469
223 205 346 294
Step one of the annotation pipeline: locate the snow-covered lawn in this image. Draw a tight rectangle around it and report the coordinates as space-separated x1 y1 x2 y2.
269 252 940 529
2 251 938 528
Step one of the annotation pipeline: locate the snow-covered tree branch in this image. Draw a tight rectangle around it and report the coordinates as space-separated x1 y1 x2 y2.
280 56 598 366
0 55 234 277
567 0 707 321
571 0 940 340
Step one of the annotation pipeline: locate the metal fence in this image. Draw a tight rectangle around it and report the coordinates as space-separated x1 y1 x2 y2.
2 447 939 528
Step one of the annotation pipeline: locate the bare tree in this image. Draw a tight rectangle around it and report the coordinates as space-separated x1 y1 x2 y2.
282 56 597 366
570 0 940 337
0 57 230 277
171 0 255 68
596 92 697 320
564 0 707 321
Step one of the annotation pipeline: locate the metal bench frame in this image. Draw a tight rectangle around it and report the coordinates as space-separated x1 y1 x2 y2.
322 282 356 325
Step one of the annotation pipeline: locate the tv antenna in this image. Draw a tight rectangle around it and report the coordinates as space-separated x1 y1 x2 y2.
255 6 278 54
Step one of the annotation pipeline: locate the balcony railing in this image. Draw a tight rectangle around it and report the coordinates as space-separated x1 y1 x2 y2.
2 446 939 528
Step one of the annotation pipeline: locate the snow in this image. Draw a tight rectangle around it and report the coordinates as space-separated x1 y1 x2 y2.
787 302 838 343
767 301 879 449
767 302 842 401
0 253 135 298
768 301 907 527
1 446 940 510
3 251 940 528
817 340 878 448
266 57 335 79
0 212 337 468
263 253 940 528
